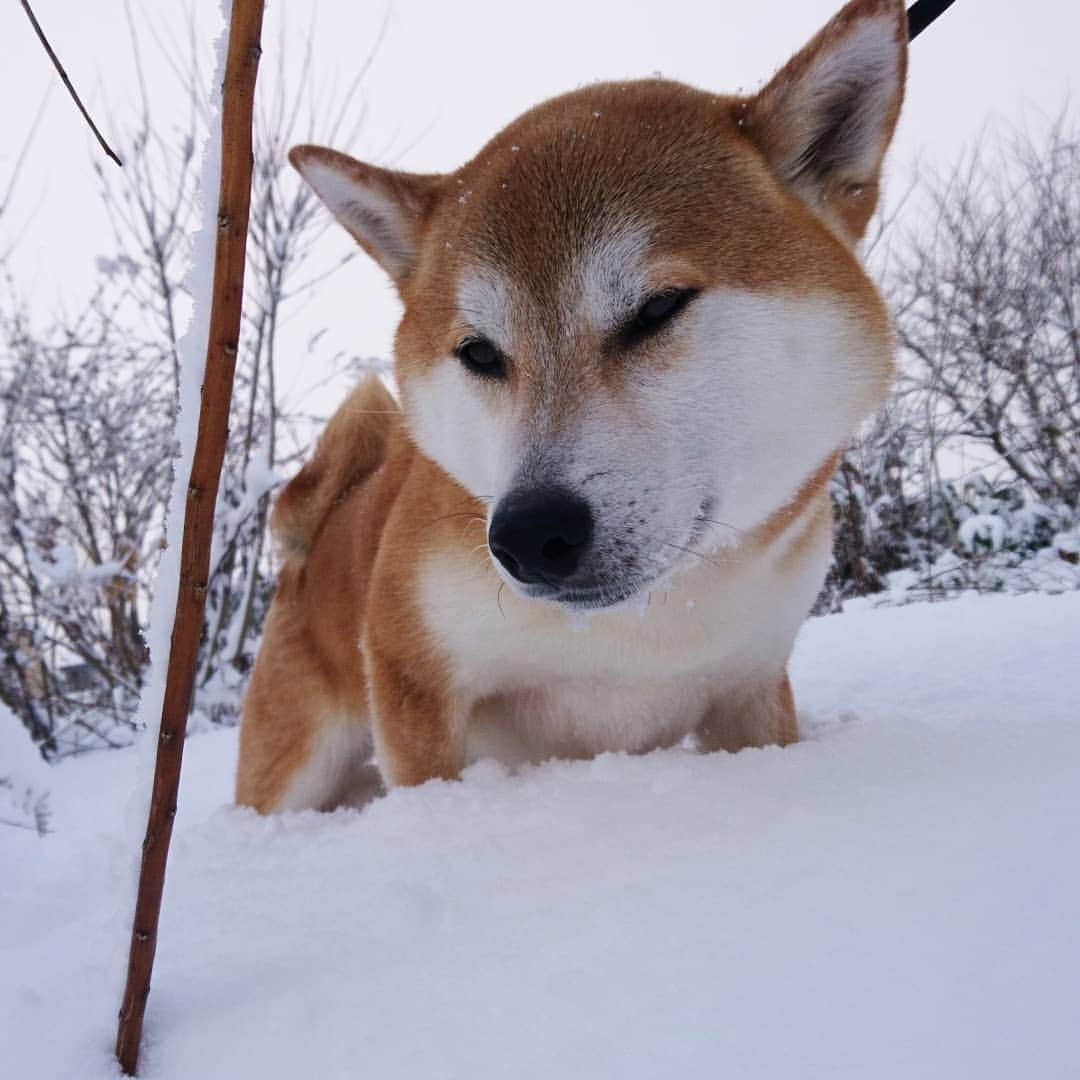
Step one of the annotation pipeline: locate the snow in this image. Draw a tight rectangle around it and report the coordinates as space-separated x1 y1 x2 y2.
0 702 50 834
3 591 1079 1078
875 542 1080 601
958 512 1008 552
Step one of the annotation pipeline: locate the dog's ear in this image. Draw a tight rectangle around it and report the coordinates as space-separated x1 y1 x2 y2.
744 0 907 243
289 145 442 288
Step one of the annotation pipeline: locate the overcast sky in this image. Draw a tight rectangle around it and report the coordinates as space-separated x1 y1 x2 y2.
2 0 1077 419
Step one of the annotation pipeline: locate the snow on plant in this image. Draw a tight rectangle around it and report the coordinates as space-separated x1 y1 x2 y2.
0 702 50 835
0 9 373 758
823 116 1080 612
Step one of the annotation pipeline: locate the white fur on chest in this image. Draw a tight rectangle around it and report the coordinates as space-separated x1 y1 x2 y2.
416 502 829 766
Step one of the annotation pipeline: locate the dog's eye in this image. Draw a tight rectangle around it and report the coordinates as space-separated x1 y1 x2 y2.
456 337 506 378
621 288 699 348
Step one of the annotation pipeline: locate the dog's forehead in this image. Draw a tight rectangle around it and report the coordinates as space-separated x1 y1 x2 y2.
411 76 879 349
456 223 653 345
441 81 751 335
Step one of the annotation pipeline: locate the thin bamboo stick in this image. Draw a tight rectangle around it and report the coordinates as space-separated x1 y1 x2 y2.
115 2 266 1073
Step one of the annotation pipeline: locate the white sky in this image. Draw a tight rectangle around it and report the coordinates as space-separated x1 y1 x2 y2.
2 0 1077 421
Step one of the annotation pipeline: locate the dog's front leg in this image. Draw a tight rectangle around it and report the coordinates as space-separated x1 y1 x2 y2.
364 639 465 787
695 672 799 754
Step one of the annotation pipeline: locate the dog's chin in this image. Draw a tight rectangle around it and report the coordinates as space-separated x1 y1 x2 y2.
521 581 646 612
505 565 671 612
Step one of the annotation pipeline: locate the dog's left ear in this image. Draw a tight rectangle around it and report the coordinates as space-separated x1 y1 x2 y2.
744 0 907 243
289 145 443 290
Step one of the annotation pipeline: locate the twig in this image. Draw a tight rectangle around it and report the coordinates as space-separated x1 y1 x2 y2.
18 0 124 167
113 1 266 1074
0 815 47 833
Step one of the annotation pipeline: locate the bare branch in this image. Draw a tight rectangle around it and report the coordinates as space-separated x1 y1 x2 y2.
18 0 124 168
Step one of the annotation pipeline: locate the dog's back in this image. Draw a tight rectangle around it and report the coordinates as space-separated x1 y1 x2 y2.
271 376 398 561
236 376 400 812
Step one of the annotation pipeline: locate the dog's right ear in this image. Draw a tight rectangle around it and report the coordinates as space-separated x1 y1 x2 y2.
289 145 442 289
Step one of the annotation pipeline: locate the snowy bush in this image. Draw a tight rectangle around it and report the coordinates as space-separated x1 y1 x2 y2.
822 118 1080 611
0 22 367 758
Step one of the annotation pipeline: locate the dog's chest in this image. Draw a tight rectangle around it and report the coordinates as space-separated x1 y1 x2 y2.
416 545 813 764
466 676 711 764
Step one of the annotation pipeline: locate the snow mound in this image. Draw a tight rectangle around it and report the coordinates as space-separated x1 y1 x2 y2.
2 592 1079 1079
0 702 51 835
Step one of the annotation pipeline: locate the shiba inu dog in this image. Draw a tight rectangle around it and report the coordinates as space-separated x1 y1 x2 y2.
236 0 907 812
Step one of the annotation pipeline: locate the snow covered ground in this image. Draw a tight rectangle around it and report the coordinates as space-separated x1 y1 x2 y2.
2 591 1078 1079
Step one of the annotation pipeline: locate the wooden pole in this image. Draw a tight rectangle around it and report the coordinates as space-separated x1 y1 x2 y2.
115 1 265 1073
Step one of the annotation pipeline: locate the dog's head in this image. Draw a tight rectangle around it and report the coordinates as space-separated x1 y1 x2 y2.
291 0 906 609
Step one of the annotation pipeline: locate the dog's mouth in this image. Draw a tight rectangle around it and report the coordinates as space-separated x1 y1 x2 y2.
507 496 718 612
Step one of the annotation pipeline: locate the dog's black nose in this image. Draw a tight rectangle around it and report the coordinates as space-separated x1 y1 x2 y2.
489 487 593 585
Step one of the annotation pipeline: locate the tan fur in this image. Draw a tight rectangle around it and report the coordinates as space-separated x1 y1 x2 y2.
749 452 843 556
696 673 799 754
237 0 907 811
270 377 397 560
236 377 402 811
